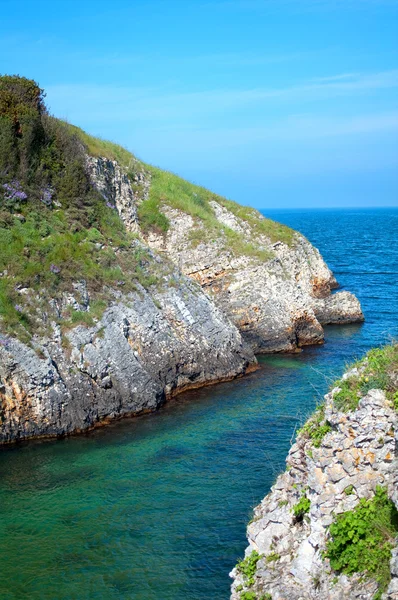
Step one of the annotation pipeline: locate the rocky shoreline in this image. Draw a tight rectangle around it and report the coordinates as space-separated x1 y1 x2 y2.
230 350 398 600
0 114 363 444
88 155 364 354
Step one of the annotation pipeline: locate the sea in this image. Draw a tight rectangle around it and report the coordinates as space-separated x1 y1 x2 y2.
0 208 397 600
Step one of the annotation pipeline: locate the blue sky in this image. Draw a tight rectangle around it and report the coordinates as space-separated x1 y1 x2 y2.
1 0 397 208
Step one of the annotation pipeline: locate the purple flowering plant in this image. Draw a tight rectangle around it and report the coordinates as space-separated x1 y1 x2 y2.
0 336 10 350
2 180 28 202
50 264 61 274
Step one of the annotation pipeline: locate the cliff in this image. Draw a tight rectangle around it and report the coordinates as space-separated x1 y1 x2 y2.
0 76 363 443
230 344 398 600
86 152 363 354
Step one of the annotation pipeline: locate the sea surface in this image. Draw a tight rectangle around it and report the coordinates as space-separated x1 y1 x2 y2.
0 208 397 600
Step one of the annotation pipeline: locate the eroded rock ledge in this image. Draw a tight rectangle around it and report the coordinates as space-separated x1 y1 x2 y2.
0 151 364 445
87 155 364 354
0 272 254 444
230 362 398 600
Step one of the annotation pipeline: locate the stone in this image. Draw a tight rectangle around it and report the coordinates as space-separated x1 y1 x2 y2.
230 366 398 600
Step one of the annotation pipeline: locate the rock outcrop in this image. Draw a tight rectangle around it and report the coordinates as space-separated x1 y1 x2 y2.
0 119 364 444
87 157 364 354
230 362 398 600
0 270 254 444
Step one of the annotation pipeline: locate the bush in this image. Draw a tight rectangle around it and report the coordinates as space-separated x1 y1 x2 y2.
324 486 398 598
298 404 331 448
0 76 163 341
236 550 262 587
293 493 311 520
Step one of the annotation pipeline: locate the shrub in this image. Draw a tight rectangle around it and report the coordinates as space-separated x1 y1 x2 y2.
293 493 311 520
324 486 398 598
0 76 164 341
333 344 398 412
236 550 262 587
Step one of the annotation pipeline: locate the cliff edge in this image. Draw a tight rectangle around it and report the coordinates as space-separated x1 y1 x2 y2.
0 75 363 443
230 344 398 600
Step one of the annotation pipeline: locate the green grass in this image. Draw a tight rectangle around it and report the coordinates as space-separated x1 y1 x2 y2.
222 227 274 261
137 196 170 235
69 121 297 260
218 197 295 246
62 122 137 169
146 165 220 224
333 344 398 412
298 404 332 448
324 486 398 599
0 117 164 342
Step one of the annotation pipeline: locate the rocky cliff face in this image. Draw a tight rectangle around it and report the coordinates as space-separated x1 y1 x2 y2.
86 156 364 354
230 357 398 600
0 146 364 445
0 267 254 444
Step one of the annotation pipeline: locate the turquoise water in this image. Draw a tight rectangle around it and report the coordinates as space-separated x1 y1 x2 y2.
0 208 397 600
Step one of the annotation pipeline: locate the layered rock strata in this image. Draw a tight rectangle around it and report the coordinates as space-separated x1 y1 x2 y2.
0 154 364 444
87 157 364 354
230 376 398 599
0 272 254 444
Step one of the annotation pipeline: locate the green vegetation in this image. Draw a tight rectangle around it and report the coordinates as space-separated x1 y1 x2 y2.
66 92 295 259
218 197 294 246
298 403 332 448
394 391 398 411
239 592 257 600
0 75 164 342
344 485 355 496
0 74 301 344
62 122 136 169
137 196 170 235
265 552 280 563
333 344 398 412
145 165 278 259
293 493 311 519
236 550 262 587
324 486 398 599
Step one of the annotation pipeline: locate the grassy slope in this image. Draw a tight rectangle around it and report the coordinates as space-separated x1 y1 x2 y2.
1 115 295 344
0 119 164 343
68 123 295 251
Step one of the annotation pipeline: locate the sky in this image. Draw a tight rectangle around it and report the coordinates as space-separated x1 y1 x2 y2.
1 0 397 208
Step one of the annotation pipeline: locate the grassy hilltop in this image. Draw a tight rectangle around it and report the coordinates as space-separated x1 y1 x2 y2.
0 75 293 343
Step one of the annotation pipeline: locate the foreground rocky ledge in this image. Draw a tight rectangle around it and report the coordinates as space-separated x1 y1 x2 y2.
230 349 398 600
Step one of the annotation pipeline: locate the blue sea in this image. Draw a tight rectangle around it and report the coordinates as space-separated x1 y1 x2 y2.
0 208 397 600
